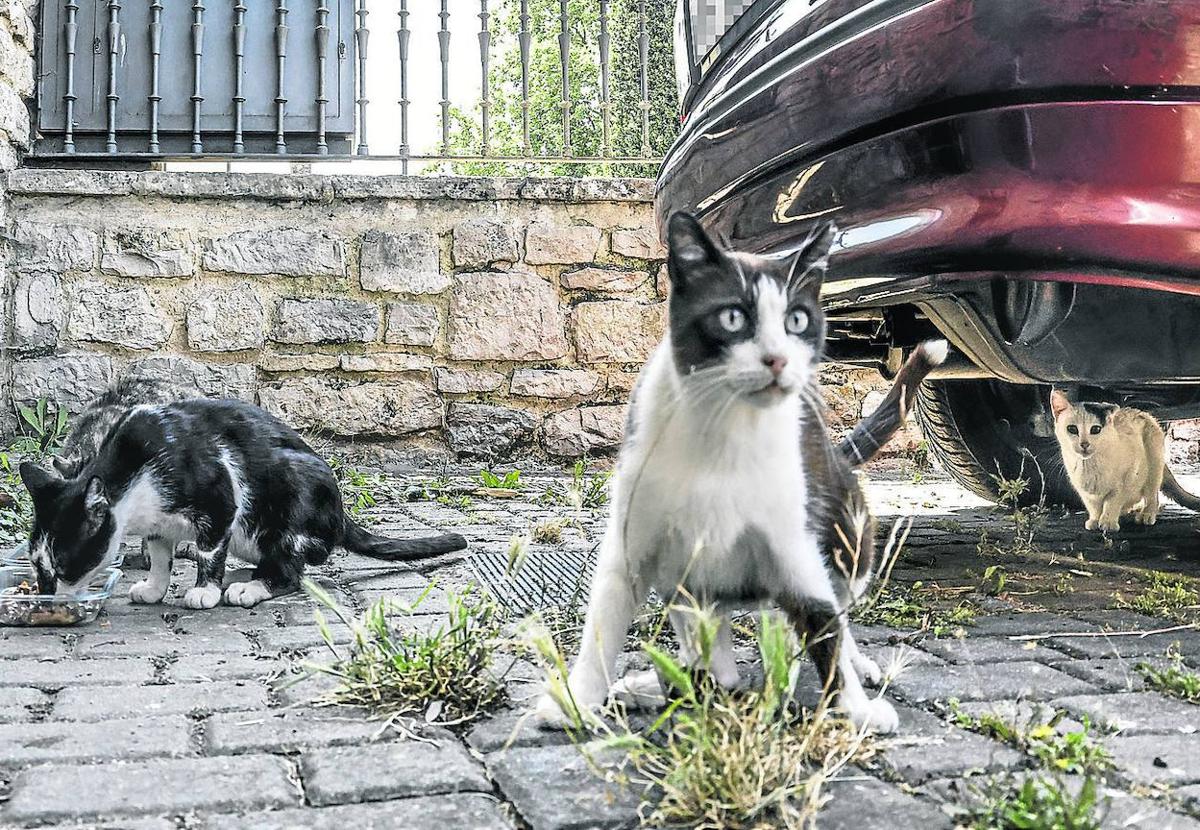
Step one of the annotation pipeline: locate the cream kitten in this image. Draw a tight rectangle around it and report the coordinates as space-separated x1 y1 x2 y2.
1051 390 1200 531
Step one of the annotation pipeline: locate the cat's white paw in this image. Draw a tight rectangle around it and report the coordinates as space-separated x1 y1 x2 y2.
841 694 899 734
128 579 168 605
223 580 273 608
1098 519 1121 532
851 653 883 687
1134 510 1158 526
181 584 222 610
532 693 575 728
1085 518 1100 531
611 669 666 710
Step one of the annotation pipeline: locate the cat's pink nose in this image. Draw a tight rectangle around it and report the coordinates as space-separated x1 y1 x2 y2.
763 355 788 377
1080 441 1090 451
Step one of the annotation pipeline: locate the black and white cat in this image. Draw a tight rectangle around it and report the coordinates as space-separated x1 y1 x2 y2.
20 398 467 608
535 213 946 733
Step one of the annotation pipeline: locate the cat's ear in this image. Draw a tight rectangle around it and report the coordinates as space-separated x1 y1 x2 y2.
1049 389 1071 420
788 222 837 294
83 477 110 530
667 212 722 292
19 462 59 495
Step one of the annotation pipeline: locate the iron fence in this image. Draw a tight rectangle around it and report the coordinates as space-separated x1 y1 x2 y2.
32 0 675 172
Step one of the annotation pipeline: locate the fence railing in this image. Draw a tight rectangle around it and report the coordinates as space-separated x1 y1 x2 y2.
32 0 677 173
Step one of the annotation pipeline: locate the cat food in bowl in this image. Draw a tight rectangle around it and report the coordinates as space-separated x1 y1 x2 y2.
0 564 121 626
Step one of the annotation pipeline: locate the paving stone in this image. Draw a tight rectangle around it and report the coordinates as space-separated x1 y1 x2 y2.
257 625 354 652
73 625 251 657
918 637 1066 665
0 657 154 688
53 679 268 720
210 794 514 830
1102 790 1200 829
1045 629 1200 660
965 612 1099 639
1052 691 1200 735
300 739 489 806
0 715 190 764
1105 733 1200 786
205 708 396 754
487 744 641 830
875 708 1027 784
169 653 279 681
3 755 300 823
0 687 49 721
1051 657 1151 692
889 660 1096 704
466 710 574 753
0 632 72 659
820 775 953 829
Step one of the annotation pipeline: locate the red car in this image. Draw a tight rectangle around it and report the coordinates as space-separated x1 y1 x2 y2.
657 0 1200 506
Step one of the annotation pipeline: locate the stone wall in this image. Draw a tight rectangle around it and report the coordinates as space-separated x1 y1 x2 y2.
2 169 897 467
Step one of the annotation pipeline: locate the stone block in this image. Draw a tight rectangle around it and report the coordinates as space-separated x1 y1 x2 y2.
67 280 172 349
258 377 442 437
543 406 625 457
126 356 256 400
435 368 506 394
203 228 345 277
339 353 432 373
0 715 190 765
488 745 640 830
11 353 115 412
53 681 267 721
186 283 266 352
259 353 341 372
453 218 519 268
511 369 601 399
360 229 448 294
447 403 538 460
11 220 96 271
889 660 1096 705
384 302 440 347
524 222 601 265
214 796 512 830
610 225 665 259
300 740 490 806
572 302 665 363
101 229 194 278
272 298 380 345
448 272 568 361
560 266 648 293
11 270 63 348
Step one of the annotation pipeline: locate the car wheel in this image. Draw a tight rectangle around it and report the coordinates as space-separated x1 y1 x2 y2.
914 379 1081 509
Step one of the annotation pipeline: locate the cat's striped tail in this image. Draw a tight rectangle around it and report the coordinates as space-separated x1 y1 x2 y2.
342 520 468 560
837 339 949 467
1161 466 1200 512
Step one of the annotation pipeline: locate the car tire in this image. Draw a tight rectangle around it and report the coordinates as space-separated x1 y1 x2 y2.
914 379 1082 509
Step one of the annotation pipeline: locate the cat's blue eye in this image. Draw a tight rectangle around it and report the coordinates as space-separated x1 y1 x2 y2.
785 309 809 335
717 307 746 333
1066 425 1079 435
1089 425 1101 435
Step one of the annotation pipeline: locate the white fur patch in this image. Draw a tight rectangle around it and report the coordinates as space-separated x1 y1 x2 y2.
218 447 261 564
224 580 273 608
181 583 221 610
923 339 949 365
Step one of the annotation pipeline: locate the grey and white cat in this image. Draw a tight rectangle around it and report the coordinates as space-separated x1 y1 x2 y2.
1051 390 1200 531
535 213 947 733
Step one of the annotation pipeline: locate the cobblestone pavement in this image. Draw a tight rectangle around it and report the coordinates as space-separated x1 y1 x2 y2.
2 466 1200 829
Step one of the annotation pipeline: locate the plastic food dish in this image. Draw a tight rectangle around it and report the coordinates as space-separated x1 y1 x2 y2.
0 564 122 626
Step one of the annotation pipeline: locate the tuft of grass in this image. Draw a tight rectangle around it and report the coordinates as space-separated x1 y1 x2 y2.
532 518 566 544
304 580 507 724
0 449 33 549
1136 651 1200 703
478 468 523 491
978 468 1048 559
1116 571 1199 620
853 581 976 637
528 607 878 830
542 458 611 510
949 702 1113 775
326 457 393 522
965 775 1103 830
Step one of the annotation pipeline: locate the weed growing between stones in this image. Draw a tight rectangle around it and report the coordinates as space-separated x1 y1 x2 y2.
977 468 1049 560
304 580 508 725
526 606 879 830
542 458 612 510
1116 571 1200 621
1136 650 1200 703
0 398 71 549
853 581 977 637
948 702 1114 775
478 468 523 491
963 775 1103 830
532 519 567 544
323 456 397 525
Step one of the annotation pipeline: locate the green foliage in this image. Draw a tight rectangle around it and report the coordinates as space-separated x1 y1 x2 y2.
442 0 678 176
853 581 976 637
601 609 876 829
0 451 33 550
13 398 69 456
967 775 1103 830
532 518 566 544
305 580 507 724
542 457 612 509
0 398 71 549
1117 571 1199 619
1136 652 1200 703
478 468 523 490
326 456 390 522
949 702 1113 775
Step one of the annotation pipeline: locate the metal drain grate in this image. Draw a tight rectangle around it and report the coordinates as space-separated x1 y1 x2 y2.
468 546 597 616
